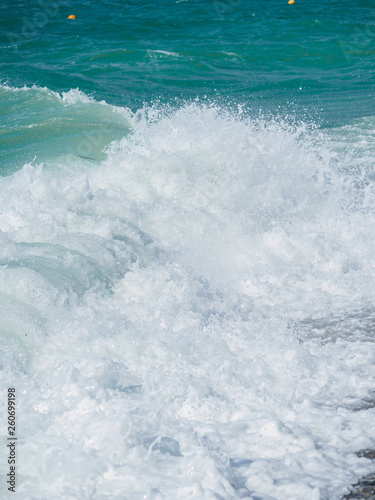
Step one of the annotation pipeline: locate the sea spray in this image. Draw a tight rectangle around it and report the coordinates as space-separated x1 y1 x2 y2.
1 99 375 499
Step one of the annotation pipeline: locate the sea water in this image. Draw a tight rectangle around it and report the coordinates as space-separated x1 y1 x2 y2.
1 1 375 499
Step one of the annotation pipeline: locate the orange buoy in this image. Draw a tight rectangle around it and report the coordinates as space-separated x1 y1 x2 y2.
68 15 76 19
288 0 295 4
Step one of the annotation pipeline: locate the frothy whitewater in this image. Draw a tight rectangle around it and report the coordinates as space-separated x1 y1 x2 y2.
1 94 375 499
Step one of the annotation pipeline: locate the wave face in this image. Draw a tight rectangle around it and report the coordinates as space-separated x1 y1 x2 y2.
0 85 131 175
1 90 375 499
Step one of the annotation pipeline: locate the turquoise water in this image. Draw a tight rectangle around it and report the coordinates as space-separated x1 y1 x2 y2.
1 1 375 499
1 0 375 172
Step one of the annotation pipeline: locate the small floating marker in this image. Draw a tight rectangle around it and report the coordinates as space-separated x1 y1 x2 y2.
288 0 295 3
68 14 76 19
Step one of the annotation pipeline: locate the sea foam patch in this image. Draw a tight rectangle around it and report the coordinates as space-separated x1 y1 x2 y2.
1 100 375 499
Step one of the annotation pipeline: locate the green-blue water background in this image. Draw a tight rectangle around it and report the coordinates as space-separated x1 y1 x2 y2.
0 0 375 172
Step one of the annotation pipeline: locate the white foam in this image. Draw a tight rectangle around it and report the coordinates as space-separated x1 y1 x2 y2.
60 88 96 104
148 50 180 58
1 102 375 499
